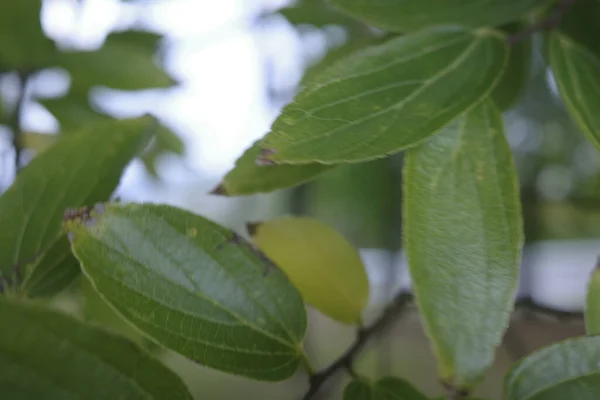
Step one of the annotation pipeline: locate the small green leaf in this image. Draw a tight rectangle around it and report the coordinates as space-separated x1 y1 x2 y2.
505 336 600 400
557 0 600 59
140 124 185 177
585 263 600 334
259 26 508 165
213 140 331 196
492 22 532 111
343 377 428 400
0 0 57 68
280 0 360 29
65 203 307 381
250 216 369 325
549 32 600 151
404 100 522 388
58 30 175 92
0 117 153 296
327 0 551 33
0 298 192 399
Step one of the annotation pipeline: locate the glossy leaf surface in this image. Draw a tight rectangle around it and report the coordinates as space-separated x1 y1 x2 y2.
65 203 307 381
259 27 507 165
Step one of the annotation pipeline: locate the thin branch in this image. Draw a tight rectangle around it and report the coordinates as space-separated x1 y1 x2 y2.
507 0 576 46
302 292 412 400
10 71 31 173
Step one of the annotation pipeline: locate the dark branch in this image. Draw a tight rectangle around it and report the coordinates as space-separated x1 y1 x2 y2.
507 0 576 46
10 71 31 173
301 292 412 400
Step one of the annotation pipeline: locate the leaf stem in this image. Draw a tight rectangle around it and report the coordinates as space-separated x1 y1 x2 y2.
301 292 412 400
507 0 576 46
300 348 316 376
10 71 31 173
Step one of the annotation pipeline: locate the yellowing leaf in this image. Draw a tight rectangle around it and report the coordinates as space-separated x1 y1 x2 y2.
250 216 369 325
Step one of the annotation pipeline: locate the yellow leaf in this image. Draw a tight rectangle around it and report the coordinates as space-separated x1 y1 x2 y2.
250 216 369 325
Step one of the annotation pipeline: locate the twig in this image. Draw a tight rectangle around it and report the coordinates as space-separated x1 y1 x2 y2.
10 71 31 172
301 292 412 400
507 0 576 46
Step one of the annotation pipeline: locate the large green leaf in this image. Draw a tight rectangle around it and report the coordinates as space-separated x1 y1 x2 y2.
39 91 111 132
0 298 192 399
557 0 600 59
585 264 600 334
213 140 331 196
505 336 600 400
327 0 551 33
58 30 175 92
343 377 428 400
0 0 57 68
258 27 508 165
64 203 308 381
250 216 369 324
492 22 532 111
0 117 153 296
549 32 600 151
404 100 522 388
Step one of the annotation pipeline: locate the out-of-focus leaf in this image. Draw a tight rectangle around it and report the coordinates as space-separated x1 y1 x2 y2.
404 100 522 388
250 216 369 325
58 30 175 92
327 0 551 33
39 91 111 131
557 0 600 59
140 124 185 177
0 117 154 297
305 158 399 249
279 0 362 30
17 132 56 153
258 26 508 165
0 0 57 68
213 140 331 196
65 203 308 381
492 22 532 110
505 336 600 400
0 298 192 399
549 32 600 151
343 377 428 400
585 263 600 334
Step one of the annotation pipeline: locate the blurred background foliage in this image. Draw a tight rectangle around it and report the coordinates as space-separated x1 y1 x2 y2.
1 0 598 399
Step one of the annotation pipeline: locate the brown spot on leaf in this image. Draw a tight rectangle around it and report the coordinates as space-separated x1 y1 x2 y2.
256 148 277 165
209 184 228 196
245 222 262 237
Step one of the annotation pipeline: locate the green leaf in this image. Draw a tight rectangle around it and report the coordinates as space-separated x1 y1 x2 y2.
279 0 360 29
0 0 57 68
213 140 331 196
58 30 175 92
404 100 522 388
0 117 153 296
17 132 56 154
327 0 551 33
549 32 600 152
585 264 600 334
140 124 185 177
258 26 508 165
557 0 600 59
250 216 369 325
492 22 532 111
40 91 111 132
505 336 600 400
64 203 308 381
0 298 192 399
343 377 428 400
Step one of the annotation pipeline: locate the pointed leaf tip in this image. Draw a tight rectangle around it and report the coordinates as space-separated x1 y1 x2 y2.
209 184 228 196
